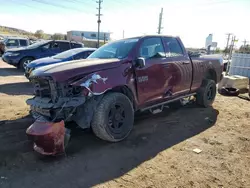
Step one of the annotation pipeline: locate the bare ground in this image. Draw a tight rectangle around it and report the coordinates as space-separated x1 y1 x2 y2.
0 59 250 188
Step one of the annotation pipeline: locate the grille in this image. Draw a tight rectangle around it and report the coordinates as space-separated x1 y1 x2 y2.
30 77 82 102
31 77 52 98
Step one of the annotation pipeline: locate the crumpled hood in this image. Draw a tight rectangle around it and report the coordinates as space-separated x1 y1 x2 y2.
30 58 121 82
27 57 63 68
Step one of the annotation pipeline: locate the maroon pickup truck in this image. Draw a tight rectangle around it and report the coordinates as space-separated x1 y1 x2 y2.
26 35 223 155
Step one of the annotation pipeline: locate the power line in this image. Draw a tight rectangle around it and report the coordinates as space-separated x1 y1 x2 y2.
96 0 103 48
31 0 90 13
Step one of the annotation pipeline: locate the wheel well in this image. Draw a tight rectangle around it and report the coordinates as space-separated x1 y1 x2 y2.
109 86 136 109
205 69 217 83
19 56 35 65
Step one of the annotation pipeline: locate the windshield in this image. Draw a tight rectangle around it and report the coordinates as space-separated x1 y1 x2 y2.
25 41 49 49
88 38 139 59
53 48 84 59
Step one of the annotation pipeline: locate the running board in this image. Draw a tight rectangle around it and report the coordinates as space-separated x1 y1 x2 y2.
140 93 196 112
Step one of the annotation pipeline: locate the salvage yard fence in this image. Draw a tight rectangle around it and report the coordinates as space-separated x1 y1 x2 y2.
229 53 250 78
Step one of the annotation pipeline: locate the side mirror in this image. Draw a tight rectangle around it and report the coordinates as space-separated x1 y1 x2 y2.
135 57 146 68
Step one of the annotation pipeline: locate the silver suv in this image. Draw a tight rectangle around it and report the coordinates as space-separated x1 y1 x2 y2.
0 37 30 55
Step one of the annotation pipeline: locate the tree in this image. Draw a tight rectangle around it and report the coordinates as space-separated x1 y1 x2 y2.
238 45 250 54
51 33 65 40
34 30 44 39
215 48 222 54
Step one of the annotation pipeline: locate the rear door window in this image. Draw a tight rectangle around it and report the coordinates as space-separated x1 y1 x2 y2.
139 37 165 59
20 39 28 46
163 37 184 57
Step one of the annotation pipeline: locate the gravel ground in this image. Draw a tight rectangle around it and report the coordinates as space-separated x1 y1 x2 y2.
0 59 250 188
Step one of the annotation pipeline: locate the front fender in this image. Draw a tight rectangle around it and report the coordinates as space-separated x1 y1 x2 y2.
71 67 130 95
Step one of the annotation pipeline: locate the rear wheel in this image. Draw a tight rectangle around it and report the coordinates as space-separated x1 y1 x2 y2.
91 93 134 142
19 57 34 71
196 79 216 107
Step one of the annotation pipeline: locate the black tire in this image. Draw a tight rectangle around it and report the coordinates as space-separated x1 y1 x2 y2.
196 79 216 107
19 57 34 71
91 93 134 142
219 87 240 96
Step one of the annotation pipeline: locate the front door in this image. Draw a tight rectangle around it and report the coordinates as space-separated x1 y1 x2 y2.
134 37 168 105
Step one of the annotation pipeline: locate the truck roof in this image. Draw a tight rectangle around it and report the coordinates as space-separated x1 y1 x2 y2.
113 35 178 42
6 36 28 40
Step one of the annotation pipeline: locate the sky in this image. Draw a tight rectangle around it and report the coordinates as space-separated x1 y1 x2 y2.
0 0 249 48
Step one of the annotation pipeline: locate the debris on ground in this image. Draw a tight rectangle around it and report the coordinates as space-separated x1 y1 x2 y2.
193 148 202 154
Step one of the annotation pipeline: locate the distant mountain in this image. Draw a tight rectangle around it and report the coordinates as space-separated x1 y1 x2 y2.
0 25 33 36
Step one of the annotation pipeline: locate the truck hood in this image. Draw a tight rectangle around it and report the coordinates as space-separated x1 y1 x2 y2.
30 58 121 82
27 57 63 68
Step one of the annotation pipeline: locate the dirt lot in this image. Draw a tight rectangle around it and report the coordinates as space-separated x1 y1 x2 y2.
0 59 250 188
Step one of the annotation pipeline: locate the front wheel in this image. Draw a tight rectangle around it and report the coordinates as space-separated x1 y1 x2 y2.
196 79 216 107
19 57 34 71
91 93 134 142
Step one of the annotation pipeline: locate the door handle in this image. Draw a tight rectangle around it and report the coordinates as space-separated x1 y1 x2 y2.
182 62 190 64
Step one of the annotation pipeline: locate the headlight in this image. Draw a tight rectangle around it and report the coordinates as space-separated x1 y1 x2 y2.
5 52 20 56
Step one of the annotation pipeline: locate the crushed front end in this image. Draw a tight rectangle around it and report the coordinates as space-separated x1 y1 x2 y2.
26 76 86 155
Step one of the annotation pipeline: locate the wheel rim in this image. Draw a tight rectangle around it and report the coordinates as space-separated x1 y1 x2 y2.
23 60 31 69
207 85 214 101
108 103 125 134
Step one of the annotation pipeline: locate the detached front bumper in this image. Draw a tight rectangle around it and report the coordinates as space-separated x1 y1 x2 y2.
26 120 69 155
26 96 85 155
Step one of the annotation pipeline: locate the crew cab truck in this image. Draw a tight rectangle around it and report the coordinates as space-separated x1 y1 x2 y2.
26 35 223 155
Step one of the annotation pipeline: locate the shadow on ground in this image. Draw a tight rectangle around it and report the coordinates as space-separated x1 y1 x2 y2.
0 82 33 95
0 104 219 188
0 68 25 77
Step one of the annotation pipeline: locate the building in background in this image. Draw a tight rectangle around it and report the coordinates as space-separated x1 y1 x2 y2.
205 34 213 48
205 34 219 54
67 31 110 42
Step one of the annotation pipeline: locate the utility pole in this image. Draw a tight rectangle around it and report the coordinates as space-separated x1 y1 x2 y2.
122 30 125 39
226 35 237 75
96 0 103 48
242 39 249 47
225 33 232 56
157 8 163 34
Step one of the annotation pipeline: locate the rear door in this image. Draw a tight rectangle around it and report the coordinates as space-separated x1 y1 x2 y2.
134 37 168 105
162 37 192 96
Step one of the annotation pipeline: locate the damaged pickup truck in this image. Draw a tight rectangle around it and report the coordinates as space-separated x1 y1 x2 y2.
26 35 223 155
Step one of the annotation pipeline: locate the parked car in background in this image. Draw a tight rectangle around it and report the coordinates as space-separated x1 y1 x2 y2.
25 47 96 78
0 36 30 56
2 40 84 70
26 35 223 155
